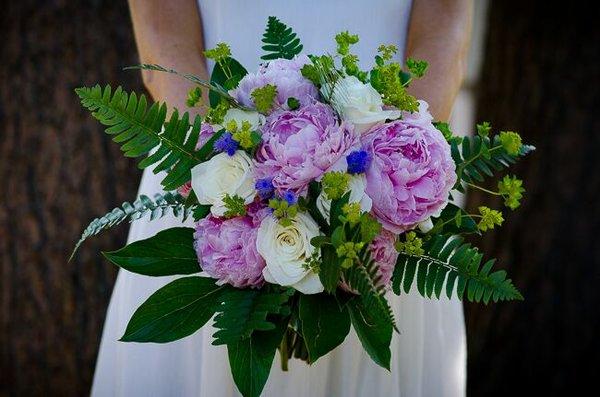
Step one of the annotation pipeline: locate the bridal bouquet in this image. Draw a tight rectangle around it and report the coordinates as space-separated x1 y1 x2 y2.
73 17 533 397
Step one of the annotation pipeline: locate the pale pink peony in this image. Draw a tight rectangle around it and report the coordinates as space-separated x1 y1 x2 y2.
193 203 269 288
255 102 358 195
230 55 318 110
340 230 398 292
368 230 398 287
362 101 456 233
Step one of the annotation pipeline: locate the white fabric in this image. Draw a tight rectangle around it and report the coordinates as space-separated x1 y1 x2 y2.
92 1 466 396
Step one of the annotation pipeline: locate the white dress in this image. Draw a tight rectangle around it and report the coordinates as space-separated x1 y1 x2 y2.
92 1 467 396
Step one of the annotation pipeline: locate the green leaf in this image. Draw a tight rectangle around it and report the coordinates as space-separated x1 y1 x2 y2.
209 57 247 107
348 297 392 370
319 244 342 293
212 288 293 345
76 85 205 190
299 294 350 363
121 276 223 343
451 133 535 193
103 227 199 276
228 316 288 397
344 249 398 332
70 192 194 259
429 203 479 236
261 16 304 60
392 234 523 303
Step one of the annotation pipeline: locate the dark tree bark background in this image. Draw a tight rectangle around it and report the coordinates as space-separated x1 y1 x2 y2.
0 0 598 396
0 1 142 396
465 0 599 395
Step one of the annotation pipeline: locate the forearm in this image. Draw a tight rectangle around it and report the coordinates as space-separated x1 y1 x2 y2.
405 0 473 120
128 0 208 112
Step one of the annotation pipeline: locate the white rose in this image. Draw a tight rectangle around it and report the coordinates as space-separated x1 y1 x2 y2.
256 213 324 294
418 217 434 233
190 151 256 216
329 76 401 134
316 174 372 221
222 108 265 130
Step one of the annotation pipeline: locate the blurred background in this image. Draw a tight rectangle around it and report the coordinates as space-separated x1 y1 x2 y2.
1 0 598 396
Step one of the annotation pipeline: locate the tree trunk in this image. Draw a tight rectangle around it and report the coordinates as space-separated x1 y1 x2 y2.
467 1 599 395
0 1 142 395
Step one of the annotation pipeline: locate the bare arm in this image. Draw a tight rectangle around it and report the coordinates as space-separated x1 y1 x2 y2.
128 0 208 112
405 0 473 120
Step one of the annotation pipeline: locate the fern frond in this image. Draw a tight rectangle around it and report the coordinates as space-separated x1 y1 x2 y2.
261 16 303 60
70 192 192 260
76 84 210 190
212 288 293 346
452 135 535 193
393 234 523 303
344 250 398 332
125 64 241 107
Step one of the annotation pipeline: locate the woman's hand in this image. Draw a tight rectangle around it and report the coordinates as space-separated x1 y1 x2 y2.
406 0 473 121
128 0 209 113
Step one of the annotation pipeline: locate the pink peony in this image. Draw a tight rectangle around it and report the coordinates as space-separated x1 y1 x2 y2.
340 230 398 293
193 204 269 288
231 55 318 110
255 102 358 194
368 230 398 287
362 101 456 233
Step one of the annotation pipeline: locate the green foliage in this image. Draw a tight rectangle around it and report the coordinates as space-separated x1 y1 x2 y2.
261 16 303 60
299 294 351 363
370 61 418 111
321 171 350 200
227 316 288 397
76 85 205 191
204 42 232 63
335 31 367 81
451 132 535 192
348 297 392 370
103 227 199 276
251 84 278 113
406 58 429 78
287 97 300 110
343 249 398 331
477 206 504 231
70 192 194 259
121 276 224 342
268 197 299 227
126 64 237 106
223 194 247 218
498 131 523 155
208 56 248 107
498 175 525 210
428 203 480 235
186 86 202 107
395 231 425 256
212 288 293 346
392 234 523 303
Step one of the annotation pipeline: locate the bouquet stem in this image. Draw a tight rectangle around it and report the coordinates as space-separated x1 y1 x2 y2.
279 333 289 371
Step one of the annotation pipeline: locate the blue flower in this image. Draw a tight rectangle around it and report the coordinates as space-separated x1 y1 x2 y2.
255 178 275 200
346 149 371 174
282 191 297 206
214 132 239 156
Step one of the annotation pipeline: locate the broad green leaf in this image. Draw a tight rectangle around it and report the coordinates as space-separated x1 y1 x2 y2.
121 276 223 343
209 57 247 107
318 244 342 293
103 227 199 276
348 297 392 370
228 316 288 397
299 294 350 363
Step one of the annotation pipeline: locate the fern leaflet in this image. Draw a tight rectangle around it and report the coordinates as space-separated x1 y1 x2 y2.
344 250 398 332
261 16 303 60
392 234 523 303
212 288 293 346
76 84 209 191
70 192 192 260
452 134 535 192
